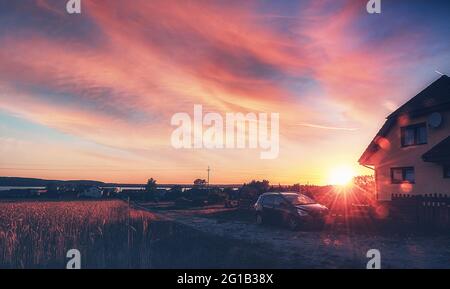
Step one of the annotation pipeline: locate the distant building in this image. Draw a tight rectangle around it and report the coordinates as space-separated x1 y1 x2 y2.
359 75 450 201
79 186 103 199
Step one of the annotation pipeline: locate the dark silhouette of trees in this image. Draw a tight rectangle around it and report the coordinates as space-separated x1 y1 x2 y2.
291 183 301 192
193 179 207 188
240 180 270 199
165 185 183 201
145 178 157 202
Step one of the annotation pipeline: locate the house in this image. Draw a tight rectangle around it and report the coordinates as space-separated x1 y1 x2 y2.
359 75 450 204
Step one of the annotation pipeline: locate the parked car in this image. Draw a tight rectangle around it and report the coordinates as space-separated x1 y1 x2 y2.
254 192 329 230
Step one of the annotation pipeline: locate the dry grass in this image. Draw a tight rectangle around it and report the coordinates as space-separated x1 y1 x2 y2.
0 200 302 269
0 200 156 268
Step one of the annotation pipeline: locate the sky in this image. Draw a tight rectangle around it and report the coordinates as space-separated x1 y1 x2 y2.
0 0 449 185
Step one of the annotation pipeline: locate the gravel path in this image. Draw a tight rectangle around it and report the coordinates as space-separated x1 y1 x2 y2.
137 203 450 269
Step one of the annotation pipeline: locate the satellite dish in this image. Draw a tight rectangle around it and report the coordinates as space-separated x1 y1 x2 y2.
428 112 443 128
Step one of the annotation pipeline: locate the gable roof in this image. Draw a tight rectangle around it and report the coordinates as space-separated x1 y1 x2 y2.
359 75 450 165
387 75 450 119
422 136 450 164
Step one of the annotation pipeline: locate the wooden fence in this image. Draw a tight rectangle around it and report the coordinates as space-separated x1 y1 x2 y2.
391 194 450 228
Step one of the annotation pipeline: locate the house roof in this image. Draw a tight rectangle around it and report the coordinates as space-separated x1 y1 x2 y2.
387 75 450 119
359 75 450 165
422 136 450 164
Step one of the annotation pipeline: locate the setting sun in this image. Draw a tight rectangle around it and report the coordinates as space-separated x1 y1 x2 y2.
328 166 356 186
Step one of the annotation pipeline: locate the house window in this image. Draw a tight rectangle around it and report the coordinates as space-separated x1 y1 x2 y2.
401 123 427 147
444 166 450 178
391 167 415 184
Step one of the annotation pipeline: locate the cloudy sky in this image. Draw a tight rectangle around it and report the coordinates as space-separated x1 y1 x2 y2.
0 0 449 184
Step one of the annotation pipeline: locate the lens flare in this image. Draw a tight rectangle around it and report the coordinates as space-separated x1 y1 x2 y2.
328 166 356 186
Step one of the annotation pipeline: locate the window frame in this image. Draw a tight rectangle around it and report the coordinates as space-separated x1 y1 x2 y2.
391 167 415 184
400 123 427 147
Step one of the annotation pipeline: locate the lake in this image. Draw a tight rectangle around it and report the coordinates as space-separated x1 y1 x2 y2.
0 186 45 191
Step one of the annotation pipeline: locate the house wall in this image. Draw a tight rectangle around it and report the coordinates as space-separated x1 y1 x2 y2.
368 110 450 201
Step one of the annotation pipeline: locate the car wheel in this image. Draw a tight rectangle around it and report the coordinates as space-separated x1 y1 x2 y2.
256 213 264 225
288 217 300 231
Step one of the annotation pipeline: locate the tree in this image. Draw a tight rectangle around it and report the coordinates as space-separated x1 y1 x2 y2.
291 183 301 193
353 175 375 190
353 175 376 204
145 178 157 202
240 180 270 200
193 179 207 188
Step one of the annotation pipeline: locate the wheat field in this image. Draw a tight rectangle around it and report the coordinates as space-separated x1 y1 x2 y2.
0 200 156 269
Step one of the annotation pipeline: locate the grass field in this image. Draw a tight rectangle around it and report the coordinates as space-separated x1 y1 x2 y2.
0 200 281 269
0 200 157 268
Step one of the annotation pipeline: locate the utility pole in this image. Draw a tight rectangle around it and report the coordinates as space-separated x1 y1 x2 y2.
207 166 211 188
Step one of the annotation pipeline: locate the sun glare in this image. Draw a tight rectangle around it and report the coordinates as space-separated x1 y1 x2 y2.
328 166 355 186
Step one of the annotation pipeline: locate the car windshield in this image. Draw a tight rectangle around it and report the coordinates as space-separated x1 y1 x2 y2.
283 194 316 205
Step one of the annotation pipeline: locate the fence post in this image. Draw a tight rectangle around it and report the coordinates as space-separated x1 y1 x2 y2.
128 196 131 268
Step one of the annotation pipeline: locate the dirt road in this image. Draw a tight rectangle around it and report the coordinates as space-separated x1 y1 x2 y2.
137 203 450 269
